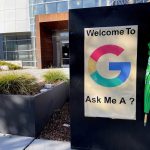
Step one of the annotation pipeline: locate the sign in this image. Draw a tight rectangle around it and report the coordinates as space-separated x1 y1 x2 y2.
84 25 138 120
70 4 150 150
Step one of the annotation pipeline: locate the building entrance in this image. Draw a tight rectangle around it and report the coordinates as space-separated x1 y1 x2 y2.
35 12 68 68
52 31 69 68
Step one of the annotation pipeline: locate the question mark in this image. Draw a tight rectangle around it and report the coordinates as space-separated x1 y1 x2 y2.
130 98 134 104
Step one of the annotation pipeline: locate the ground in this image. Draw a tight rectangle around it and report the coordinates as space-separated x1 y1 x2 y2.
40 102 70 141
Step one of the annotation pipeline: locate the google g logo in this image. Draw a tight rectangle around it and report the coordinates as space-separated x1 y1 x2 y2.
88 45 131 87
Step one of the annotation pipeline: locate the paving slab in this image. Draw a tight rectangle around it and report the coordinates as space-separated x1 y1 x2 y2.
0 133 34 150
26 139 71 150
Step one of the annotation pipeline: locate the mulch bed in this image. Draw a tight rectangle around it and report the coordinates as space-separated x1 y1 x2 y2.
39 102 70 141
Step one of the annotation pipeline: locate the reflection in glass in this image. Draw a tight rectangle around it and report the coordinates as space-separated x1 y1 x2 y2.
18 51 33 61
34 0 44 4
2 33 33 66
45 0 60 2
57 1 68 13
46 3 57 14
34 4 45 15
69 0 83 9
4 52 18 60
17 40 31 50
83 0 96 8
22 62 34 66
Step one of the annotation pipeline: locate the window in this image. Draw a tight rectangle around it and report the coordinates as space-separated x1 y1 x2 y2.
29 0 35 5
29 6 34 18
17 40 31 50
0 35 4 59
57 1 68 13
2 33 34 66
4 52 18 60
45 0 60 2
5 41 17 51
83 0 96 8
69 0 83 9
30 25 35 34
3 34 32 51
34 0 44 4
30 18 35 25
113 0 129 5
34 4 45 15
18 51 34 61
46 3 57 14
31 37 36 50
22 62 35 66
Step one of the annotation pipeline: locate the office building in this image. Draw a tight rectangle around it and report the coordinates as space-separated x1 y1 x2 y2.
0 0 149 68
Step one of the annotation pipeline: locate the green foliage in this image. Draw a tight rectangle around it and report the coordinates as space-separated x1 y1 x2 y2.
148 42 150 50
43 70 68 84
0 73 41 95
0 61 21 70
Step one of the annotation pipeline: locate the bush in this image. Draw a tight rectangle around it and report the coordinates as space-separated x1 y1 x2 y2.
43 70 68 84
0 73 41 95
0 61 21 70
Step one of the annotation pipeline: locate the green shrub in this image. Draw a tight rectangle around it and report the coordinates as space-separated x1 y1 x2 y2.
0 73 41 95
0 61 21 70
43 70 68 84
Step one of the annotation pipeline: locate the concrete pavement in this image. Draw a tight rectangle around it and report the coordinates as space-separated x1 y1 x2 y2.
0 133 71 150
26 139 71 150
0 133 34 150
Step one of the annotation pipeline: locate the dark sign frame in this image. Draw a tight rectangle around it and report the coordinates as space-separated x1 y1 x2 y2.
70 3 150 150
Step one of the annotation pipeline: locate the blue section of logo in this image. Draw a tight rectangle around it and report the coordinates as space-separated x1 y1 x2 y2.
109 62 131 82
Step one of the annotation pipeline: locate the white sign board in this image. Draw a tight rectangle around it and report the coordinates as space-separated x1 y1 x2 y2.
84 25 137 120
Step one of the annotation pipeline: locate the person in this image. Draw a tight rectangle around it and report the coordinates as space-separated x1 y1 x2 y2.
144 42 150 126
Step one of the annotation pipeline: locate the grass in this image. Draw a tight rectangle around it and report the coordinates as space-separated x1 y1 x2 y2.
0 61 21 70
43 70 68 84
0 73 41 95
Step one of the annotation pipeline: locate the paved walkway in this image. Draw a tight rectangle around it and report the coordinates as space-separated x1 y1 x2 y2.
26 139 70 150
0 133 71 150
0 133 34 150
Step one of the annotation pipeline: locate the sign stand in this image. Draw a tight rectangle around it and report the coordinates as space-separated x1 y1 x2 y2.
70 3 150 150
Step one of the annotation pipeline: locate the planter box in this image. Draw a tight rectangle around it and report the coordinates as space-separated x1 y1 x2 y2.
0 82 69 137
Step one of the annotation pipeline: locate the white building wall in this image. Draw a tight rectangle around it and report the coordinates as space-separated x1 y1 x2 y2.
0 0 30 33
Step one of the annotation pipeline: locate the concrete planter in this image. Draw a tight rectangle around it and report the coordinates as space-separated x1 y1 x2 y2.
0 82 69 137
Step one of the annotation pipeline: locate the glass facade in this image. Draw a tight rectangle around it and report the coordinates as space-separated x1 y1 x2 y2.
29 0 69 18
0 35 3 60
2 33 34 66
28 0 150 67
69 0 150 9
0 0 149 68
29 0 150 36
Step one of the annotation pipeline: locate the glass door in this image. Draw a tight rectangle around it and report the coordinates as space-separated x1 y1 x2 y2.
62 43 69 68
